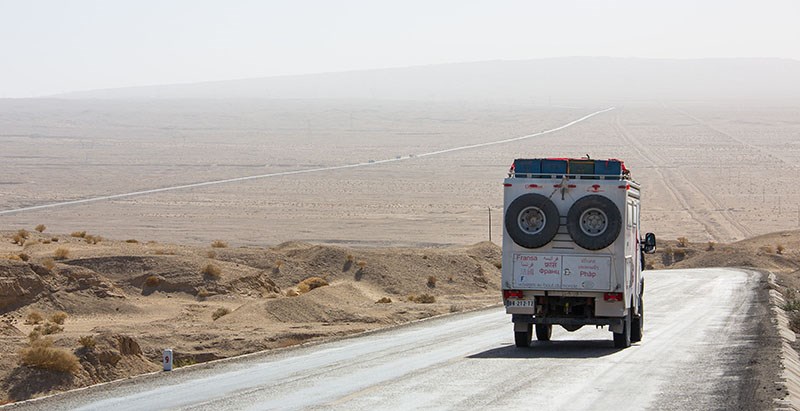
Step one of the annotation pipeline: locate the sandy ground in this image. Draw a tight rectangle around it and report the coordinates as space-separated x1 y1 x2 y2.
1 100 798 246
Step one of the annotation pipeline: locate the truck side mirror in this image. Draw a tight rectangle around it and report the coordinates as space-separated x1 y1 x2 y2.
642 233 657 254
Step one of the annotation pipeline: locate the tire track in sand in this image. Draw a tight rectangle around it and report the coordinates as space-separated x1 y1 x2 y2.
612 113 750 242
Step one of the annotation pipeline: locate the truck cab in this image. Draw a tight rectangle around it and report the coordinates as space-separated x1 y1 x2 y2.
502 158 656 348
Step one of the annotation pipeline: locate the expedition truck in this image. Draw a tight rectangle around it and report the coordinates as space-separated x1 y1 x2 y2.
502 158 656 348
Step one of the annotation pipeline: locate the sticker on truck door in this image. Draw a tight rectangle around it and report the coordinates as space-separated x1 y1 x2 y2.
512 254 562 289
513 254 612 291
561 256 612 291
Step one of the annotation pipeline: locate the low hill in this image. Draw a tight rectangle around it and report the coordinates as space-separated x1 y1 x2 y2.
53 57 800 102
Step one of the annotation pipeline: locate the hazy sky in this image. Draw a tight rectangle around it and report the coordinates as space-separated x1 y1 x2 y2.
1 0 798 98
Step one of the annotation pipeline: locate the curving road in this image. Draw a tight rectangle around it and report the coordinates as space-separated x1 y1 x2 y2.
6 268 776 411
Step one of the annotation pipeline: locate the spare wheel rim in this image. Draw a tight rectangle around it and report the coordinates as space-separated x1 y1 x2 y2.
518 206 547 235
580 207 608 236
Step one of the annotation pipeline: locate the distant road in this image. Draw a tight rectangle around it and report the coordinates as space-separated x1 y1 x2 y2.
8 268 773 410
0 107 614 216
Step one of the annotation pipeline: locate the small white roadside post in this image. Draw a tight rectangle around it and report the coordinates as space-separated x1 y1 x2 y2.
163 348 173 371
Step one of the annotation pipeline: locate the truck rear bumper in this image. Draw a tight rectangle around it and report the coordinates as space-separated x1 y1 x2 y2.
512 314 624 330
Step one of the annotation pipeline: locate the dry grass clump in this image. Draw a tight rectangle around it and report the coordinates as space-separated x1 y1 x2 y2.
53 247 70 260
42 258 56 271
676 237 689 247
783 296 800 333
297 277 329 294
125 239 139 243
212 307 231 321
19 337 80 373
210 240 228 248
409 293 436 304
5 255 21 261
70 231 87 238
78 335 96 349
760 245 775 254
50 311 68 325
206 250 217 259
777 244 785 255
33 322 63 336
35 224 46 233
356 260 367 269
18 253 30 262
196 287 211 298
11 234 25 245
17 229 30 240
144 275 161 287
427 276 437 288
285 289 299 297
51 237 59 242
84 235 102 244
346 254 354 262
376 297 392 304
202 263 222 279
26 311 44 325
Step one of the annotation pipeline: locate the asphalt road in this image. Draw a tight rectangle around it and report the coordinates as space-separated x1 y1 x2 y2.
7 268 775 411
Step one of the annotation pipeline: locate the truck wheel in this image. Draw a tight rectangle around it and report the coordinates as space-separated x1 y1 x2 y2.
535 324 552 341
613 312 631 349
505 194 560 249
515 324 532 348
631 301 644 343
566 195 622 250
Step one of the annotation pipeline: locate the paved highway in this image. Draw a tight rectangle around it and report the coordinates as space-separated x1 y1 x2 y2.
7 268 773 410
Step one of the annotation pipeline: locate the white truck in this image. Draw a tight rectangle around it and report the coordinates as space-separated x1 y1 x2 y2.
502 158 656 348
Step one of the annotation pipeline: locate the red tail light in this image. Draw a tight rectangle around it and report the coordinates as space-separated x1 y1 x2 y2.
603 292 623 302
503 290 523 299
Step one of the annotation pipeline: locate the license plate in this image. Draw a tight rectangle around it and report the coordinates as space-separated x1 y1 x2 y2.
505 299 535 307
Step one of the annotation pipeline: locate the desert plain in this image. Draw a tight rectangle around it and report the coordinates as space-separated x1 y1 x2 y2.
1 98 800 403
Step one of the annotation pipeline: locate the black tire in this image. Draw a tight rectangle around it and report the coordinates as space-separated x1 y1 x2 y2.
535 324 552 341
515 324 532 348
631 301 643 343
613 312 631 349
505 194 560 249
566 195 622 250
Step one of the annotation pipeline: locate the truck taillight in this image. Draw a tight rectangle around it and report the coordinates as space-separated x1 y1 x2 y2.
603 292 623 302
503 290 523 299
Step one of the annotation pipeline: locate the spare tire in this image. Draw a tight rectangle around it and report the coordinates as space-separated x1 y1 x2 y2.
505 194 560 249
566 195 622 250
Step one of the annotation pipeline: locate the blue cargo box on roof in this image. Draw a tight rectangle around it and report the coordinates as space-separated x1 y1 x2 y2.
513 159 542 177
594 160 623 175
541 159 568 174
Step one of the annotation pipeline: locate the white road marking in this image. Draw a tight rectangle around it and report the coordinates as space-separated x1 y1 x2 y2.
0 107 615 216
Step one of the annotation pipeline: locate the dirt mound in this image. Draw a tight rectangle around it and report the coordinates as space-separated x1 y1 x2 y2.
0 261 49 313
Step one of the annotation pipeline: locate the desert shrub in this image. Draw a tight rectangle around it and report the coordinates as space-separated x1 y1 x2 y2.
777 245 785 255
196 287 211 298
17 229 30 240
51 237 59 242
35 224 46 233
790 311 800 334
174 357 197 368
42 258 56 271
11 234 24 245
783 298 800 312
26 311 44 325
673 248 686 261
206 250 217 259
676 237 689 247
70 231 86 238
18 253 30 261
346 254 354 262
19 337 80 373
493 261 502 269
125 239 139 243
275 260 284 269
144 275 160 287
450 304 461 313
415 294 436 304
356 260 367 269
50 311 68 325
285 289 299 297
212 307 231 320
760 246 775 254
706 242 715 251
427 276 437 288
78 335 96 349
53 247 70 260
210 240 228 248
297 277 329 294
202 264 222 279
376 297 392 304
42 240 51 244
85 235 102 245
34 322 63 336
